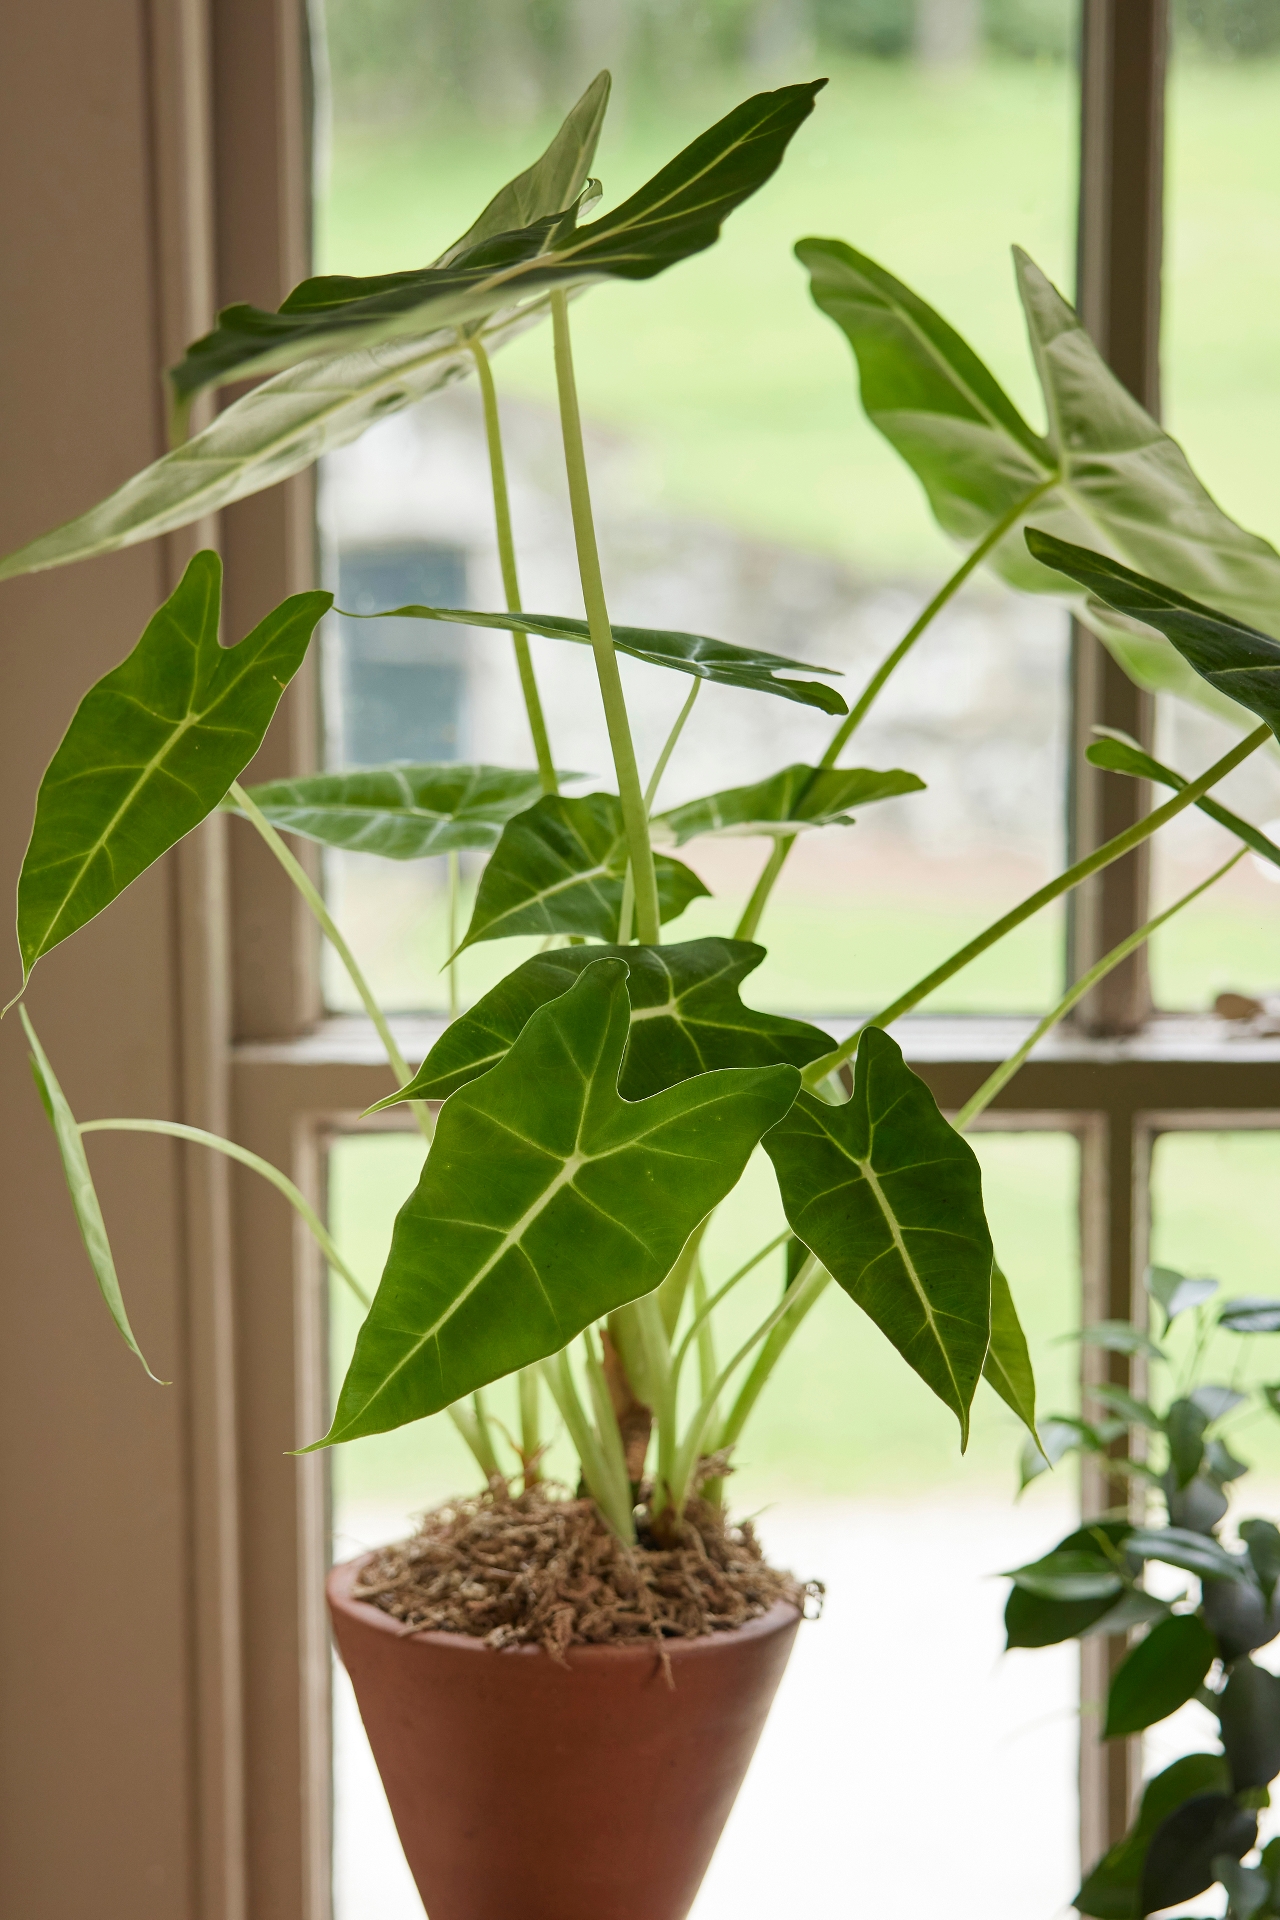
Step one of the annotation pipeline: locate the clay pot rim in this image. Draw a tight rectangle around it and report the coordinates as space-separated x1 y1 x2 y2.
328 1550 800 1666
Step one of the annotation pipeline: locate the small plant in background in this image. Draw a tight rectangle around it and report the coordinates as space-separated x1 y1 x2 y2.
1008 1267 1280 1919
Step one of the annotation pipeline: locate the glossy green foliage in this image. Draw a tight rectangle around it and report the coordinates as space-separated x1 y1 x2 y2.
1222 1297 1280 1333
1077 1754 1233 1919
455 792 708 950
1147 1261 1223 1326
1218 1660 1280 1791
0 82 824 581
343 604 847 714
982 1260 1037 1438
228 764 564 860
319 960 801 1443
1087 733 1280 873
1004 1523 1141 1648
1104 1614 1217 1739
1168 1396 1211 1488
799 239 1280 725
651 763 922 846
1028 531 1280 745
15 551 329 982
368 937 833 1109
1126 1526 1247 1583
1141 1794 1256 1917
1242 1520 1280 1606
763 1025 993 1445
22 1010 158 1380
172 81 824 399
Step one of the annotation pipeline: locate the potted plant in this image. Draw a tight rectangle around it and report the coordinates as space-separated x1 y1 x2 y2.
8 68 1280 1920
1006 1262 1280 1920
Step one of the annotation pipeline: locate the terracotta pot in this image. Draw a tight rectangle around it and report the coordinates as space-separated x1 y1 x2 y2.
327 1553 800 1920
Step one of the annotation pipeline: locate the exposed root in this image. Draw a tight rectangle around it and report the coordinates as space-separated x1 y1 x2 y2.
351 1480 818 1662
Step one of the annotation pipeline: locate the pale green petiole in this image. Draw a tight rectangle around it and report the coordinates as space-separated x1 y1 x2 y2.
469 334 557 794
79 1117 370 1308
447 850 461 1022
551 291 661 945
954 848 1246 1131
229 780 433 1142
714 1267 832 1459
518 1366 542 1486
801 723 1271 1088
447 1400 503 1481
542 1348 636 1542
669 1228 791 1391
735 477 1058 943
645 678 701 811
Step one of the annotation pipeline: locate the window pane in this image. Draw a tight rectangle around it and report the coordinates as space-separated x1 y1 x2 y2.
1148 18 1280 1008
316 8 1079 1017
327 1128 1082 1918
1143 1132 1280 1847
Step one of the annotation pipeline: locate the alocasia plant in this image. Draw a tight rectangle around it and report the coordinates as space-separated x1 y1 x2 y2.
8 73 1280 1551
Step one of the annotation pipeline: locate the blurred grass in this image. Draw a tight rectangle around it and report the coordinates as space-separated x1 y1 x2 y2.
327 1128 1081 1519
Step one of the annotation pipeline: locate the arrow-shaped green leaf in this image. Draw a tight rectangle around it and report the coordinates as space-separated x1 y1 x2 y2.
0 83 824 583
22 1008 161 1381
1027 530 1280 744
762 1024 994 1445
457 792 709 950
174 81 825 399
316 958 802 1444
226 763 581 860
367 936 835 1109
983 1259 1037 1439
14 551 330 982
651 763 922 846
340 604 847 714
798 239 1280 726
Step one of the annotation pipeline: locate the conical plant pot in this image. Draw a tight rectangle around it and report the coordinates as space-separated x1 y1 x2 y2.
327 1552 800 1920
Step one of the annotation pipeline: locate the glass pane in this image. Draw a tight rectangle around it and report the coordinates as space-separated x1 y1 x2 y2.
328 1128 1082 1918
1149 15 1280 1008
1143 1132 1280 1884
316 6 1079 1018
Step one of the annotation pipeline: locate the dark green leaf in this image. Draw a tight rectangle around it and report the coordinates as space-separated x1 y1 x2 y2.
1008 1548 1123 1603
1127 1527 1246 1582
1026 531 1280 744
1104 1613 1217 1739
1061 1319 1166 1360
227 763 575 860
372 938 832 1109
1222 1297 1280 1335
783 1235 809 1293
1019 1413 1090 1492
1141 1795 1256 1916
1168 1397 1211 1489
1243 1522 1280 1606
651 763 922 846
1219 1660 1280 1791
316 959 801 1443
1004 1523 1136 1650
762 1025 993 1446
15 551 329 982
173 82 825 399
21 1009 161 1381
1166 1469 1231 1537
454 792 708 949
342 604 848 715
1205 1438 1250 1486
1193 1384 1249 1424
1265 1384 1280 1416
1077 1754 1232 1919
1215 1856 1271 1920
982 1260 1037 1439
798 240 1280 730
1204 1572 1280 1661
1146 1261 1223 1323
1093 1384 1164 1430
1089 734 1280 874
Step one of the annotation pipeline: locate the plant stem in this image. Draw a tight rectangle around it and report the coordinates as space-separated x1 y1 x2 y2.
734 476 1058 944
715 1267 832 1457
551 292 661 944
645 678 701 811
955 849 1245 1131
656 1217 713 1338
801 723 1271 1087
469 335 558 794
616 862 635 945
447 1401 503 1482
670 1228 791 1387
542 1349 635 1542
581 1329 636 1528
80 1117 370 1308
668 1257 827 1514
229 780 433 1141
447 850 461 1021
517 1366 542 1488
